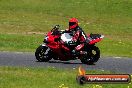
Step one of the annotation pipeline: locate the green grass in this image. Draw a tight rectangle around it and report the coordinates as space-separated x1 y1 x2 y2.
0 1 131 88
0 34 131 57
0 34 43 52
0 66 132 88
0 0 132 57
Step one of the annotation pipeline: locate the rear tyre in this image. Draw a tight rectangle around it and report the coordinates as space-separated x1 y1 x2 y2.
81 46 100 65
35 45 52 62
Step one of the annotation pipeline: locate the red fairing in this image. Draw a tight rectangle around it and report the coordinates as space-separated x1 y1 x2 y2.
46 32 60 49
46 31 71 60
61 45 70 51
89 38 102 45
87 33 103 45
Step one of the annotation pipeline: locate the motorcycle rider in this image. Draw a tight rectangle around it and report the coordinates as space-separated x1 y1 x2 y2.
66 18 88 55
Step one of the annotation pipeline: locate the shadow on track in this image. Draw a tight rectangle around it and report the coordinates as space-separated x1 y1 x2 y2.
36 60 95 65
49 60 83 64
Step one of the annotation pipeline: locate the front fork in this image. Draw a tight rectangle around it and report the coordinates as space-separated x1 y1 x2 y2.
41 44 51 55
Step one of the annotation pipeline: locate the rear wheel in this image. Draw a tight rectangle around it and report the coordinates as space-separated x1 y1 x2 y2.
81 46 100 65
35 45 52 62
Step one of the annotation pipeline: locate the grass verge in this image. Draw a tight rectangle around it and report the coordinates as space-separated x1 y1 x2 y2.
0 0 132 57
0 66 132 88
0 33 131 57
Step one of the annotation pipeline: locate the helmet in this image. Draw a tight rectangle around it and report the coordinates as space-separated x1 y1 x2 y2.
69 18 78 30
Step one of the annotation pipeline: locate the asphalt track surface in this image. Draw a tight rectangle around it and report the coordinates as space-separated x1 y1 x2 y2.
0 51 132 74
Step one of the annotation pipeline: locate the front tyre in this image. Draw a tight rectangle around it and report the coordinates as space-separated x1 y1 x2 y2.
35 45 52 62
81 46 100 65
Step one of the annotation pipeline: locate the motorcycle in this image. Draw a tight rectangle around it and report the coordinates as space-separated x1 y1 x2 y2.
35 25 104 64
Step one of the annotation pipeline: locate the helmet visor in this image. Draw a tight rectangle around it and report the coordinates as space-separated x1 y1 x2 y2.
69 22 76 26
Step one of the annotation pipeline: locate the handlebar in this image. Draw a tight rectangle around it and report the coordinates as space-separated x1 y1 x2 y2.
51 25 60 32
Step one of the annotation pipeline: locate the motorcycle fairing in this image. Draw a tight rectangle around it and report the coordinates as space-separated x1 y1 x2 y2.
88 34 104 45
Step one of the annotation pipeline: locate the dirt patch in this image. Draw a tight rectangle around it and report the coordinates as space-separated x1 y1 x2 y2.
6 32 46 35
27 32 46 35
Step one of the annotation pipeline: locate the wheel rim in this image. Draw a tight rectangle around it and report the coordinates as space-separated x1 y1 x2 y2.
38 48 47 59
82 46 100 64
36 46 51 61
88 47 100 62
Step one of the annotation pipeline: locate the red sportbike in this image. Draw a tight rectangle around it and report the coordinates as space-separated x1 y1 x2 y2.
35 25 104 64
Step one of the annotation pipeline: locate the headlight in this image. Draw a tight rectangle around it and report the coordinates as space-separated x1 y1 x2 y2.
44 36 49 43
45 36 49 41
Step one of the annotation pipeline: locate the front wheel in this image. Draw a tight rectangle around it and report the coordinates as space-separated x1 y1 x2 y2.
35 45 52 62
81 46 100 65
